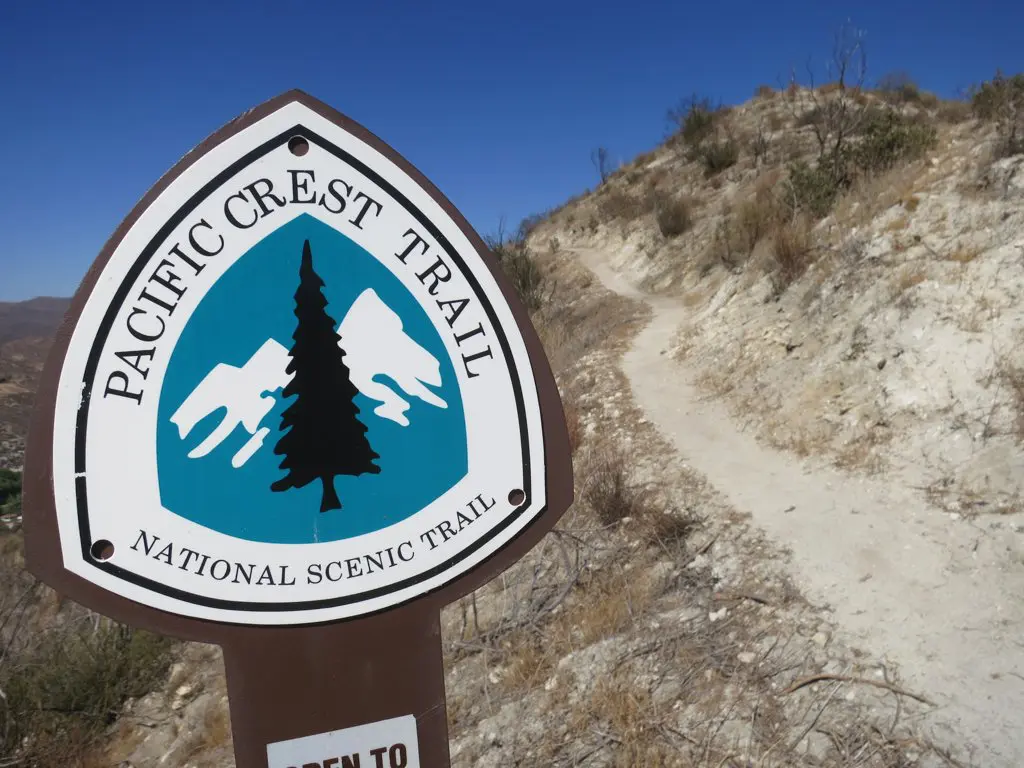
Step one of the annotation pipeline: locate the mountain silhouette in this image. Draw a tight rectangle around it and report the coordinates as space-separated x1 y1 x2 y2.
170 289 448 469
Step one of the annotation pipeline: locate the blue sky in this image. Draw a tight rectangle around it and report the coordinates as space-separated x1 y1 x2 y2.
1 0 1022 301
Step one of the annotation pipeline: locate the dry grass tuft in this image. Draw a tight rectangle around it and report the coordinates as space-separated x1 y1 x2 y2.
945 244 983 263
892 263 927 298
884 214 909 232
1000 364 1024 444
562 392 584 455
769 216 815 291
834 426 892 473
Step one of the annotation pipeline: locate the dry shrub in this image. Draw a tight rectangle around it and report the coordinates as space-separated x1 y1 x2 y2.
750 123 771 165
769 216 814 291
578 677 677 767
641 506 699 551
584 451 653 526
876 71 927 105
734 182 784 251
583 450 697 550
668 94 718 148
598 189 648 223
655 195 692 238
796 105 824 128
766 111 786 131
699 137 739 176
755 84 775 99
937 99 972 123
502 636 556 693
488 229 544 311
709 181 786 271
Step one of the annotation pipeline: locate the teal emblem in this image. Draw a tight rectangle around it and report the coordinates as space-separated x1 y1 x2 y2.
160 214 468 544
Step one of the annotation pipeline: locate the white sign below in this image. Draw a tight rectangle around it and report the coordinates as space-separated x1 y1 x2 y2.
266 715 420 768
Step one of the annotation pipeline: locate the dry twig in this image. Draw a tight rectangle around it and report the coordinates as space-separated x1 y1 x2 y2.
782 673 935 705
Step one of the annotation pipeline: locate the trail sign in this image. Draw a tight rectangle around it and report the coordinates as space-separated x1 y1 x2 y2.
23 91 572 767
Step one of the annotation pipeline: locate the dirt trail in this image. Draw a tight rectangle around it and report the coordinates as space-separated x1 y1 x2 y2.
576 247 1024 766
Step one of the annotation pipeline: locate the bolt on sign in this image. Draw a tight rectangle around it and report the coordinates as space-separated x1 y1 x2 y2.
23 90 573 768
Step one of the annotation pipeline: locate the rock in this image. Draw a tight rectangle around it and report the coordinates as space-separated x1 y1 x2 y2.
737 651 757 665
812 631 829 647
170 683 193 711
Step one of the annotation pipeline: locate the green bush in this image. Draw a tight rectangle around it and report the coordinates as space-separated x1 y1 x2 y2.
876 71 926 105
700 138 739 176
852 110 937 173
489 234 544 312
786 160 844 218
0 620 174 764
655 196 692 238
668 95 717 148
1 492 20 518
786 107 935 218
0 469 19 504
971 72 1024 119
0 471 20 519
972 71 1024 158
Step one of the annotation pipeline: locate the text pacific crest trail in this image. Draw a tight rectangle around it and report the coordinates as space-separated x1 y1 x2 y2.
271 239 380 512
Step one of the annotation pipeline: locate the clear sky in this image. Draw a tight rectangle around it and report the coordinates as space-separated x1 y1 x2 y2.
1 0 1021 301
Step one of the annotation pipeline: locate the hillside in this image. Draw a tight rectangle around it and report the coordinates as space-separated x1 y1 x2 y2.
523 72 1024 764
536 81 1024 517
2 70 1024 767
0 297 69 347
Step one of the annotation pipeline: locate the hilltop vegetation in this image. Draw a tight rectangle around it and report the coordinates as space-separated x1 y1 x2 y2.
527 36 1024 518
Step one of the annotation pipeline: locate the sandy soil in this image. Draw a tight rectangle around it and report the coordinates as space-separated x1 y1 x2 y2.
575 245 1024 767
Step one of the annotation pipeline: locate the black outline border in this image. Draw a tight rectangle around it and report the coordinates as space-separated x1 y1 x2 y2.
70 122 537 613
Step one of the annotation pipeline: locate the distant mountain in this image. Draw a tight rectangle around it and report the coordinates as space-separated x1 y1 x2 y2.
0 297 70 468
0 297 70 347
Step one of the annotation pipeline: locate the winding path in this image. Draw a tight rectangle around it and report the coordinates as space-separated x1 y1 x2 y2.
576 246 1024 767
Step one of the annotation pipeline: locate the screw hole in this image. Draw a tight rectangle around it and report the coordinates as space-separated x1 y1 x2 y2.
90 540 114 561
508 488 525 506
288 136 309 156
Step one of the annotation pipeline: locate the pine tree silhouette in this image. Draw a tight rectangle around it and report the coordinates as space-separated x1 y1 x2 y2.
271 240 380 512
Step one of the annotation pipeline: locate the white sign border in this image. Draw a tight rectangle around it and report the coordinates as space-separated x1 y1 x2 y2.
50 100 549 625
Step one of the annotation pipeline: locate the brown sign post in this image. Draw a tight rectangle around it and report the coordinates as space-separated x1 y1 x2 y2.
22 91 572 767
